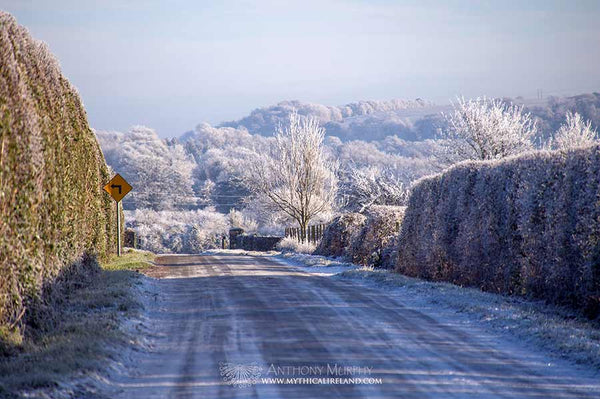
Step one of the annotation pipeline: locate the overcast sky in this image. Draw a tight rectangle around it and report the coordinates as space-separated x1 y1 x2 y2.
2 0 599 137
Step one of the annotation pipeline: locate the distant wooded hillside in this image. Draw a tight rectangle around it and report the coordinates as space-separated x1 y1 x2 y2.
209 94 600 143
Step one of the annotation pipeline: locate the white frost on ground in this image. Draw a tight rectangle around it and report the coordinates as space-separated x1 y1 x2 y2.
223 249 600 374
90 276 162 398
334 268 600 371
205 249 356 275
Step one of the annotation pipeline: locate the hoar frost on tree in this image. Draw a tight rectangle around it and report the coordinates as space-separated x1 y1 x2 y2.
126 208 228 253
245 111 337 241
548 111 599 150
228 209 259 234
239 195 296 235
341 166 408 213
439 97 537 163
96 126 196 209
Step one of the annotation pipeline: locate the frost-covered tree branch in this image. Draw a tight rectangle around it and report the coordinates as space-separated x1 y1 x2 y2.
244 111 338 240
96 126 196 210
548 111 598 150
438 97 537 164
340 166 408 213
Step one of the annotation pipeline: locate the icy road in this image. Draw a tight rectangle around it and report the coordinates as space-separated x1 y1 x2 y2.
110 254 600 398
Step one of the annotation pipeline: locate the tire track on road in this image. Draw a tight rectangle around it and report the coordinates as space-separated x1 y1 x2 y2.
111 254 600 399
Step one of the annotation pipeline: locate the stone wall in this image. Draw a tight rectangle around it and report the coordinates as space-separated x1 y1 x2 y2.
229 229 283 251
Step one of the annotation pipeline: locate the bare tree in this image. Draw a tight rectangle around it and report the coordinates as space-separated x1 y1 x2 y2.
439 97 537 164
245 111 337 241
548 111 598 150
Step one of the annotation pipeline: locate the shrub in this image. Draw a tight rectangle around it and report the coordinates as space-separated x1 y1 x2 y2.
349 206 405 268
314 213 366 258
397 145 600 317
0 12 117 337
277 237 316 254
548 111 599 150
380 234 402 270
126 208 229 253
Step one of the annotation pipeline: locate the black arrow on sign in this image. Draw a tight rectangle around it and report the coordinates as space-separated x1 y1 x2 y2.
111 184 122 194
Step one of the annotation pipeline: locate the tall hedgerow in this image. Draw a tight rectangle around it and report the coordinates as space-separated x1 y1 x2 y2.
348 206 405 268
314 213 366 258
397 145 600 317
0 12 116 338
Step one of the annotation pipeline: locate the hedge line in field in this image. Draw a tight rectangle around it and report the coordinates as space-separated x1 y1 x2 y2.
0 12 117 337
397 146 600 317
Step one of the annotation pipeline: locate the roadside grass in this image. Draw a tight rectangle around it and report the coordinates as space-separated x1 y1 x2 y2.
102 248 155 271
0 250 154 398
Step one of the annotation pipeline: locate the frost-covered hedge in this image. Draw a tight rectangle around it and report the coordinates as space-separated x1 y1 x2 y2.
314 213 366 258
397 146 600 317
0 12 116 336
349 206 405 268
313 207 405 267
127 208 229 254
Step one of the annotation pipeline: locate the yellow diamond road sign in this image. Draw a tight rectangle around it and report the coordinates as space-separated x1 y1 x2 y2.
103 173 132 202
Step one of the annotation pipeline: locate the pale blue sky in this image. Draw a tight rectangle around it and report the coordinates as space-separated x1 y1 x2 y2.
1 0 599 137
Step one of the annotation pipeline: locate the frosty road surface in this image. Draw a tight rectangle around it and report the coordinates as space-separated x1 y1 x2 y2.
111 254 600 398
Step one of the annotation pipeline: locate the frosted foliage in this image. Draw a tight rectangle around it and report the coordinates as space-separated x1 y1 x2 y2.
228 209 259 234
246 111 337 236
220 99 431 138
239 196 292 235
348 206 405 268
313 205 404 267
527 93 600 141
95 126 196 209
440 97 536 163
0 11 117 332
314 213 366 258
98 117 441 226
331 139 442 185
550 112 599 150
341 166 408 212
277 237 316 254
397 145 600 317
127 208 229 253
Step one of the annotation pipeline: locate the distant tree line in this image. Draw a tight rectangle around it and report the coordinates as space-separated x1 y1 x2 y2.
95 92 599 253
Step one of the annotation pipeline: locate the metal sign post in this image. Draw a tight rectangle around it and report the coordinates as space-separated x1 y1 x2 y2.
116 200 122 256
104 173 132 257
